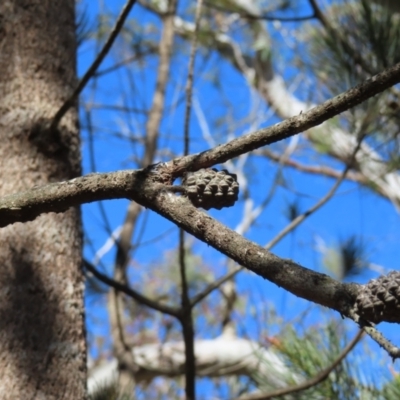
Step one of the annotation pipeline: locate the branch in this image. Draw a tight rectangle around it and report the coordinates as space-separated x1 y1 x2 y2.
2 61 400 226
178 230 196 400
3 154 400 336
0 168 359 317
3 65 400 329
137 185 361 319
0 170 143 227
51 0 137 130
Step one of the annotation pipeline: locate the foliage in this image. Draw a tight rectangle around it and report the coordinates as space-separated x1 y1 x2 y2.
306 0 400 158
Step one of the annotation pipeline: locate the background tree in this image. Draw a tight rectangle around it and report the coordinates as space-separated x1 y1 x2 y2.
2 0 400 399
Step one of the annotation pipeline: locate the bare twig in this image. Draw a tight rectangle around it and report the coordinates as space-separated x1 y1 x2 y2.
236 330 364 400
84 260 180 317
362 325 400 360
349 310 400 359
259 148 367 184
183 0 203 156
191 265 242 308
178 231 196 400
94 51 156 77
51 0 137 131
179 0 203 397
265 131 365 249
308 0 329 28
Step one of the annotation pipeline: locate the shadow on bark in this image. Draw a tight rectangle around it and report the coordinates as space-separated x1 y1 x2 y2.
0 241 61 395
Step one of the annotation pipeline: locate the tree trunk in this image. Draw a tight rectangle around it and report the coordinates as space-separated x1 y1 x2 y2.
0 1 86 399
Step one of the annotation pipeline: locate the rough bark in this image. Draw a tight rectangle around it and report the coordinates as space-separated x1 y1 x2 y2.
0 1 86 399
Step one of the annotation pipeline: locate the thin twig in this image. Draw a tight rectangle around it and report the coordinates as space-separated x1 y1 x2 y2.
362 325 400 360
178 230 196 400
94 50 156 77
84 260 180 317
183 0 203 156
50 0 137 131
259 148 367 184
84 106 115 238
179 0 203 398
308 0 329 28
265 131 366 249
236 330 364 400
349 309 400 360
191 265 242 308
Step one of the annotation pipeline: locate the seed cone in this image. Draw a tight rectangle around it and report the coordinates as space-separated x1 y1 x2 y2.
355 271 400 323
182 168 239 210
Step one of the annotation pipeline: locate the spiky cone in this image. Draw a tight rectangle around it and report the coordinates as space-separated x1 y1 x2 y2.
355 271 400 324
182 168 239 210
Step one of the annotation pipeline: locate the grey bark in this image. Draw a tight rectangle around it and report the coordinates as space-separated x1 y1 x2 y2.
0 1 86 399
